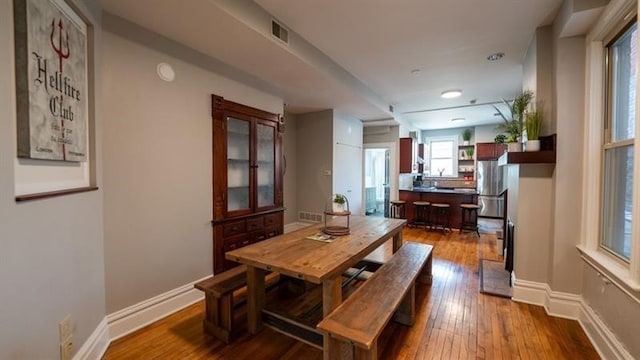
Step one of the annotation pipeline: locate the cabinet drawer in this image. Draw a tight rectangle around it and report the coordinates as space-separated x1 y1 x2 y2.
223 220 246 237
224 234 250 252
264 213 282 227
250 231 268 244
265 225 281 239
246 216 264 232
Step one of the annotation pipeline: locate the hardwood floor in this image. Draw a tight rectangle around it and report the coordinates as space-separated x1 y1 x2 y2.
102 226 599 360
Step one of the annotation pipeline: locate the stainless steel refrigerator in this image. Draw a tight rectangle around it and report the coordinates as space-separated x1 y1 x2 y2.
476 160 504 218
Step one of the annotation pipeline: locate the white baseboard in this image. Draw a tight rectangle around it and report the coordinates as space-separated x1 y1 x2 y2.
106 277 207 341
578 300 634 360
73 222 315 357
512 278 582 319
284 221 311 234
512 277 632 359
512 278 548 306
94 222 305 349
73 317 110 360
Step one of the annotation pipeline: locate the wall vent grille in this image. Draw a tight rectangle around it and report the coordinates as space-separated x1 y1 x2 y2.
298 211 323 223
271 20 289 45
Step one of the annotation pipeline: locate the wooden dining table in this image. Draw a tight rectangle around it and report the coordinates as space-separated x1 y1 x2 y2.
225 215 406 341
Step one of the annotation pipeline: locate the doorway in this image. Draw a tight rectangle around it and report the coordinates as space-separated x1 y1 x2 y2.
364 147 390 217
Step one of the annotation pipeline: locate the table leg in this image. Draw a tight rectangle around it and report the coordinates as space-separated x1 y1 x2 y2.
322 277 342 317
392 228 403 252
246 266 266 334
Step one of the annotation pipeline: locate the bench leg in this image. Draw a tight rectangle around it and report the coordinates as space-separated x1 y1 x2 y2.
202 293 233 343
418 253 433 285
324 334 354 360
393 283 415 326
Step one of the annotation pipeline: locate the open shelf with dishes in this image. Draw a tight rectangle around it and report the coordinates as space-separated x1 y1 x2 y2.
458 145 475 180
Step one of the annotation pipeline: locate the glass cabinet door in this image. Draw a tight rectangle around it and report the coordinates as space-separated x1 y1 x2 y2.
226 117 250 212
256 121 276 208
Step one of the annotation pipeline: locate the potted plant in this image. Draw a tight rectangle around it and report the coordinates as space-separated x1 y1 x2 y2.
524 103 544 152
465 147 474 159
462 128 472 145
494 90 534 152
333 194 347 213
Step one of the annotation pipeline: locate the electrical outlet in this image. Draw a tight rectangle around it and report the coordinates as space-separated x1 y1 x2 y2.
60 338 73 360
59 315 72 342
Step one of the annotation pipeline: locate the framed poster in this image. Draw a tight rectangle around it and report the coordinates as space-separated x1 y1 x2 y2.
14 0 88 162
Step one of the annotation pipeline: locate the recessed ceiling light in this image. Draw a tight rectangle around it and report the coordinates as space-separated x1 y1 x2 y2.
441 90 462 99
487 52 505 61
451 118 465 123
157 62 175 82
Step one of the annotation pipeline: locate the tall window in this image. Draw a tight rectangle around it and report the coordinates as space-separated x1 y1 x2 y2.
602 22 637 261
426 137 457 177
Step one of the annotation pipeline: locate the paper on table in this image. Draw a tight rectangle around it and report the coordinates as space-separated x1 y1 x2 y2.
305 232 336 242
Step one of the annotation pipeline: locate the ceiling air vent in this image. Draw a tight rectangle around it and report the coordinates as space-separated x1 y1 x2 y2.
271 20 289 45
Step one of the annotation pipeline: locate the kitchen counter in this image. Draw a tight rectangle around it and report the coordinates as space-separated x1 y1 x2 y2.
408 186 478 195
399 188 478 230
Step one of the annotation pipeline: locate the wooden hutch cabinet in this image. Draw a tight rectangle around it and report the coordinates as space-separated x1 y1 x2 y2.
211 94 285 274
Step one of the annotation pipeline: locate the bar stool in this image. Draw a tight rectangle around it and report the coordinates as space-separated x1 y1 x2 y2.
411 201 430 228
389 200 406 219
460 203 481 236
430 203 451 233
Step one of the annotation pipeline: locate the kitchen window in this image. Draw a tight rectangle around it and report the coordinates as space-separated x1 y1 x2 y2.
426 136 457 177
602 21 636 261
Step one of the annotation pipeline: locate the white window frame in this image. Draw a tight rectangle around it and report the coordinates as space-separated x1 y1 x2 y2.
425 136 458 178
579 0 640 292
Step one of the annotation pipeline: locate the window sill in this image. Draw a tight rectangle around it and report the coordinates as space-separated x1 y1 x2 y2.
577 245 640 293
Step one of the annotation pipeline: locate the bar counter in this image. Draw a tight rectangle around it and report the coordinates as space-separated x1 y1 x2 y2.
399 187 478 230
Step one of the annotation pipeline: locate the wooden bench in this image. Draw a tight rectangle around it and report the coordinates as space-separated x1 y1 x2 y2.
194 265 279 343
317 241 433 360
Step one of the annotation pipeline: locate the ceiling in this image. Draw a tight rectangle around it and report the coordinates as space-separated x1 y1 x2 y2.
100 0 562 130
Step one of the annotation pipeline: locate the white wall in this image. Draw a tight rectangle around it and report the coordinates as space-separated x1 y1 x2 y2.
0 0 106 358
474 124 501 143
510 25 556 288
512 165 555 284
422 127 471 143
333 112 363 214
101 18 283 313
549 34 585 294
295 110 333 217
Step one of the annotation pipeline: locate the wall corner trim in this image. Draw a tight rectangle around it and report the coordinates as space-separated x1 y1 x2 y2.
75 317 110 360
513 278 633 359
106 278 207 341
